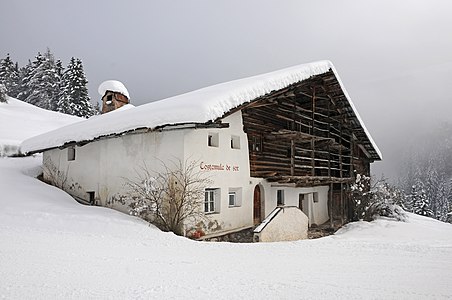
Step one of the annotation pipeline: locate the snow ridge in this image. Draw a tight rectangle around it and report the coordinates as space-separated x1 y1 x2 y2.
0 97 82 156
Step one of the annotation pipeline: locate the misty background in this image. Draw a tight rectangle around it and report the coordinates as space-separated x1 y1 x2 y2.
2 0 452 180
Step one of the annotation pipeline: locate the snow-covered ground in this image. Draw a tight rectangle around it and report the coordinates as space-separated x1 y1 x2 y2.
1 156 451 299
0 97 81 156
1 97 451 299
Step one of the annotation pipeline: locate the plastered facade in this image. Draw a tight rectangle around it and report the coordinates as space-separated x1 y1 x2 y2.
43 111 330 236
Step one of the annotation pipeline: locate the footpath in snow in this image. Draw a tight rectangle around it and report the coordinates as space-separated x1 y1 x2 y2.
1 156 452 299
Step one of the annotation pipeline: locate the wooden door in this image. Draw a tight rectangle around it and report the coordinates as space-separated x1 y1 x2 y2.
253 185 261 225
298 194 304 211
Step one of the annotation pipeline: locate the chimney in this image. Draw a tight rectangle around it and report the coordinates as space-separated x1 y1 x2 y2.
98 80 130 114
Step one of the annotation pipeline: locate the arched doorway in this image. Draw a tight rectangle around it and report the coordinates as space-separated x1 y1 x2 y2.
253 185 262 225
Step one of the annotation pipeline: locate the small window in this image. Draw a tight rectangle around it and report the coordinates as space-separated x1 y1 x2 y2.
228 191 236 206
231 135 240 149
105 94 113 105
228 188 242 207
313 192 319 203
208 132 219 147
299 194 305 210
252 135 262 152
204 188 220 213
68 146 75 161
87 191 95 205
277 189 285 206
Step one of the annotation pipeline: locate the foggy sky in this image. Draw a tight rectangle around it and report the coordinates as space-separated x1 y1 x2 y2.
2 0 452 180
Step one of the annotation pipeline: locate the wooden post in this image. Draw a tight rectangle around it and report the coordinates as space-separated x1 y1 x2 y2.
327 95 331 178
329 182 334 228
311 87 316 176
339 122 344 225
340 182 344 225
290 139 295 176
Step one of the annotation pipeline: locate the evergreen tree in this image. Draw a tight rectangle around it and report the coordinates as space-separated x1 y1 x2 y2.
57 69 74 115
0 54 19 98
92 101 101 115
411 181 433 218
16 60 33 101
58 57 93 117
23 52 44 105
2 49 94 116
25 49 61 110
399 129 452 222
0 84 7 103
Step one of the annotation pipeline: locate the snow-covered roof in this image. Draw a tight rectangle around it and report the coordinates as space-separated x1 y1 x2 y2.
21 60 381 159
98 80 130 99
0 97 82 156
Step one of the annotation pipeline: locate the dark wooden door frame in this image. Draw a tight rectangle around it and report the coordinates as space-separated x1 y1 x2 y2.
253 185 262 225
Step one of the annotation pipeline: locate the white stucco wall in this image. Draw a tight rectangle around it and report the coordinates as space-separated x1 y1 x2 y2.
43 112 255 236
43 130 185 210
259 184 330 226
183 111 254 234
42 110 331 237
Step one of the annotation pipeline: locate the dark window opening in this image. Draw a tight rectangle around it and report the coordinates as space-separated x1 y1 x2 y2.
252 136 262 152
68 146 75 161
277 189 285 206
313 192 319 203
299 194 305 210
208 133 219 147
87 191 95 205
105 94 114 105
231 135 240 149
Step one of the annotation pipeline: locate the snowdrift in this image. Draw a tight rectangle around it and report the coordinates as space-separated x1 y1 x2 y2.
0 97 82 156
0 156 451 299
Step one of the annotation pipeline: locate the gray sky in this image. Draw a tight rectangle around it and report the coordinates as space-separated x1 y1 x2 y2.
2 0 452 180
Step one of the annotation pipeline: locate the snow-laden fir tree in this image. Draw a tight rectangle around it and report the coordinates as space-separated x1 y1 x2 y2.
0 54 19 98
58 57 93 117
16 60 33 101
411 181 433 217
426 156 451 221
0 84 7 103
24 49 61 110
22 52 44 105
399 142 451 221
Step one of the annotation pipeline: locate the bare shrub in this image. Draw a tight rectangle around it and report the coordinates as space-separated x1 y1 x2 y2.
118 159 212 236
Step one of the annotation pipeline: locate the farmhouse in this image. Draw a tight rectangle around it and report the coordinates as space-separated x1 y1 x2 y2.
21 60 381 240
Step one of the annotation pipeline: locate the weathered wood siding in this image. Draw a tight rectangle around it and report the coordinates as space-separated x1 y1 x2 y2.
239 70 374 224
241 71 372 186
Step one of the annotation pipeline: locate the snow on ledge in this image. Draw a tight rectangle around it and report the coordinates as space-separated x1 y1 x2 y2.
98 80 130 99
21 60 381 158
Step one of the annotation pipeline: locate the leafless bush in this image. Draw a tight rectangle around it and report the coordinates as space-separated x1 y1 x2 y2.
118 158 212 236
42 155 69 189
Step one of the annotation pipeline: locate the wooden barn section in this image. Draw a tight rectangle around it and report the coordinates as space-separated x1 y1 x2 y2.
225 69 381 226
